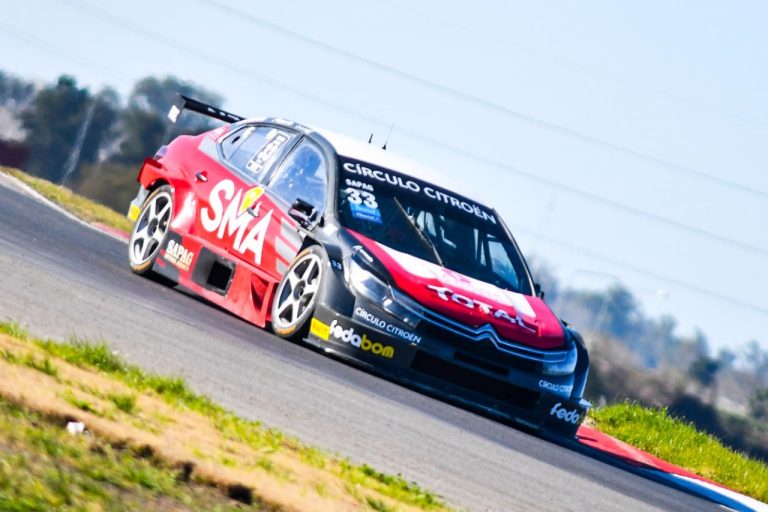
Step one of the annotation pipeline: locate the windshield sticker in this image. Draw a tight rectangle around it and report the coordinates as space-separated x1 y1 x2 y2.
345 178 374 191
345 187 378 209
342 160 496 224
246 129 290 175
346 187 382 223
349 202 382 223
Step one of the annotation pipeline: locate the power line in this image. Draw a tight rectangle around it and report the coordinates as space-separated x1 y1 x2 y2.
203 0 768 200
63 0 768 261
61 0 385 127
510 223 768 317
0 21 128 81
379 0 766 129
392 123 768 259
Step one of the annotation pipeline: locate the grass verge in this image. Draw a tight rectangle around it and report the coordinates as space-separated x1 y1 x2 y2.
590 402 768 502
0 166 133 233
0 321 448 512
0 399 261 512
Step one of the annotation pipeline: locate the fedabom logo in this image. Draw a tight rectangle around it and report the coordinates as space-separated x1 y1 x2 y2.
329 320 394 358
549 402 581 424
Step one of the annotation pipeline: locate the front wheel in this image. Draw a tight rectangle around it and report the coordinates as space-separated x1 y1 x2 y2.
271 246 325 340
128 185 173 276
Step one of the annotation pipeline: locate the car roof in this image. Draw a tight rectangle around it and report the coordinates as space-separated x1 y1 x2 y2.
310 127 493 210
246 117 493 210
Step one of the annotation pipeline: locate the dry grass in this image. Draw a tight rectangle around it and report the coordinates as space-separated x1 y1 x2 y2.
0 327 448 512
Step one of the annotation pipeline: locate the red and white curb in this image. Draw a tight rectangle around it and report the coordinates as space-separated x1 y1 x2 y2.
577 425 767 511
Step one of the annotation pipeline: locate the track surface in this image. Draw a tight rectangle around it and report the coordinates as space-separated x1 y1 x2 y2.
0 183 718 511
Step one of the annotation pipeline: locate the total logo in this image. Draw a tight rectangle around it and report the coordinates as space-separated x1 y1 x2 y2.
427 284 536 334
200 179 273 265
329 320 395 359
549 402 581 425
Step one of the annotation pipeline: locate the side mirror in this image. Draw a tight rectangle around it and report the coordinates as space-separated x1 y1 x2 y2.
289 197 318 229
534 282 545 299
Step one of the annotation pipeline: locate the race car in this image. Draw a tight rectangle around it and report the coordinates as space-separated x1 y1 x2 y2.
126 96 590 435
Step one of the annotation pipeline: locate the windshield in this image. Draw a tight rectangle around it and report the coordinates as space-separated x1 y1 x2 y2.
337 158 532 295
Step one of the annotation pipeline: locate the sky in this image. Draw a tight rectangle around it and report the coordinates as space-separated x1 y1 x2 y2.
1 0 767 354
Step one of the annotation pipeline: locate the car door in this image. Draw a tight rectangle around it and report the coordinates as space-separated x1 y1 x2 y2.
194 123 300 277
265 138 329 274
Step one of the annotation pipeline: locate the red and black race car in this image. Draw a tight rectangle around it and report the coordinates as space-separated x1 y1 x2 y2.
127 96 590 435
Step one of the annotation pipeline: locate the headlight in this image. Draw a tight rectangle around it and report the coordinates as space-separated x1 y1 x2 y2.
348 258 389 302
347 258 422 328
542 344 578 376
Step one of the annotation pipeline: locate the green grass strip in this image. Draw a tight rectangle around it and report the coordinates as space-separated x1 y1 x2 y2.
0 399 261 512
590 402 768 502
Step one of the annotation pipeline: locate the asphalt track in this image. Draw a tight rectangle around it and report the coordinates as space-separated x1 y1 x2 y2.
0 182 720 512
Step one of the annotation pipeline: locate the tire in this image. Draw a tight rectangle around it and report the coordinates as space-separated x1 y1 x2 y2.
128 185 173 276
271 245 325 340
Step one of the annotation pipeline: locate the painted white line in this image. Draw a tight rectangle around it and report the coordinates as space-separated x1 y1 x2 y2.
0 172 128 243
661 472 768 512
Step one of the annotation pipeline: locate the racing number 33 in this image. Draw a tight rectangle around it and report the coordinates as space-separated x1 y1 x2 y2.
345 187 378 208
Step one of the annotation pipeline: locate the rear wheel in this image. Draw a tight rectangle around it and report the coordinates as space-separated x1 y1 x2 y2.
271 246 325 340
128 185 173 276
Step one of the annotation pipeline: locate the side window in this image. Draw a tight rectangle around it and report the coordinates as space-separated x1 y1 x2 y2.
221 125 294 182
268 140 327 216
486 236 520 290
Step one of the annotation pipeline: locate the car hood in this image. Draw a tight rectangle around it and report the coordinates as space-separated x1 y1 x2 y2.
348 230 566 349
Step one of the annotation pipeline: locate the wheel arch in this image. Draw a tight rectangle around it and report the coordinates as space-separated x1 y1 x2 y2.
145 178 171 195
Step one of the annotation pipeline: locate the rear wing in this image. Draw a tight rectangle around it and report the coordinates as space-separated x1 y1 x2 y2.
167 94 245 125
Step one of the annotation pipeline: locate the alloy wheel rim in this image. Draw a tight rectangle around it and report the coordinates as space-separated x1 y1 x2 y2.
274 253 322 329
129 191 172 266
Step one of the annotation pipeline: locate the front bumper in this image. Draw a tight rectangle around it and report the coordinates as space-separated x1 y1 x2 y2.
307 297 590 436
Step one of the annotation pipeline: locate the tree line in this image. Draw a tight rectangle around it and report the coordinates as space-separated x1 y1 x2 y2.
0 71 221 210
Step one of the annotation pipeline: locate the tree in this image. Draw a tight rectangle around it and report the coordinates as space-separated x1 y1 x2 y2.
744 340 768 389
113 76 223 165
0 71 36 142
688 356 719 388
599 284 641 339
526 255 560 305
748 388 768 421
20 76 117 182
688 355 722 404
0 70 36 109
